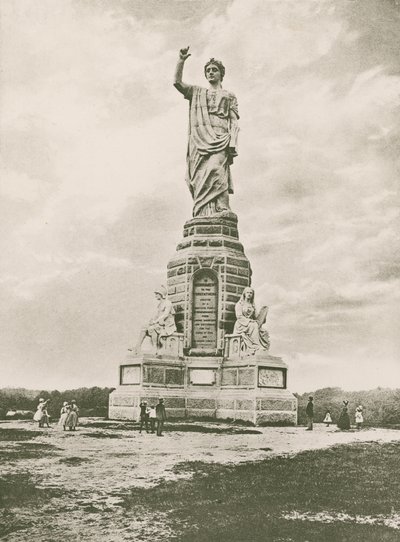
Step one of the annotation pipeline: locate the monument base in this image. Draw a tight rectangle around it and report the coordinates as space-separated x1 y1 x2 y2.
109 338 297 426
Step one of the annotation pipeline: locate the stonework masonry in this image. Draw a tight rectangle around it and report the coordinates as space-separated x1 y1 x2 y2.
109 212 298 425
167 213 251 354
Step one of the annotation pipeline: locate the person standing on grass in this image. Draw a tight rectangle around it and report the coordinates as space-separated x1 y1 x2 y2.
156 398 167 436
323 410 332 427
305 396 314 430
33 398 48 428
139 401 149 433
355 405 364 430
58 402 70 431
337 400 351 430
149 406 157 433
41 402 51 428
66 400 79 431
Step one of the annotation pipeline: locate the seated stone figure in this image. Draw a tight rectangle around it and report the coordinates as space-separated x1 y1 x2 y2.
134 286 176 353
233 287 270 355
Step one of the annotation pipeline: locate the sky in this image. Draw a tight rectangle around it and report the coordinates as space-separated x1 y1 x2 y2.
0 0 399 393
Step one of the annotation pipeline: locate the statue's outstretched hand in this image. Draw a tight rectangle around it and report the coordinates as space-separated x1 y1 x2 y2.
179 46 191 61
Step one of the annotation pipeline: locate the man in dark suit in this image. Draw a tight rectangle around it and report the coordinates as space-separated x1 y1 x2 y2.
139 401 149 433
156 398 167 436
306 396 314 431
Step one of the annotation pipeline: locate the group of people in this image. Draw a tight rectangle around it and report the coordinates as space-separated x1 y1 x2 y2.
139 398 167 436
58 400 79 431
33 398 79 431
306 396 364 431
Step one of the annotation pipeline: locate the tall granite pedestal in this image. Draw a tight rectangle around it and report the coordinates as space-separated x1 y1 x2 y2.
109 213 297 425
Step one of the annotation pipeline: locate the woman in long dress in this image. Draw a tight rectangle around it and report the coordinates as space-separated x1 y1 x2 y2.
174 47 239 217
65 400 79 431
33 398 47 428
337 400 351 430
233 287 270 355
58 402 70 431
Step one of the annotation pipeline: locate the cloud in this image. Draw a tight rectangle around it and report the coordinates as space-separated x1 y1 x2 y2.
0 0 399 391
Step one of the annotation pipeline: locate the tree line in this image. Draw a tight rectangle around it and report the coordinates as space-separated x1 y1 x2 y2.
0 387 115 419
1 386 399 426
296 387 400 427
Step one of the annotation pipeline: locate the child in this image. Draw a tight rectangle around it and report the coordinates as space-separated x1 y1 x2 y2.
149 406 157 433
323 410 332 427
355 406 363 430
41 402 51 428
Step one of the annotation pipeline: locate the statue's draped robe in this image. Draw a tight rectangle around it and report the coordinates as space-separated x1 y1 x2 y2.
182 85 239 216
233 301 270 353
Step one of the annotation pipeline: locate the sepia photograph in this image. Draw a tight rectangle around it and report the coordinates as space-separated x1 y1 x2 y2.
1 0 399 540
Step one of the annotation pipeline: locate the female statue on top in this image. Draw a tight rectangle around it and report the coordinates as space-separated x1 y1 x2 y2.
174 46 239 217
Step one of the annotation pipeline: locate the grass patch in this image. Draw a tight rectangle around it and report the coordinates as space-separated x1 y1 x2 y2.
163 424 261 434
81 431 124 439
121 441 400 541
80 420 261 435
0 472 71 538
0 472 65 508
0 428 42 441
79 420 136 430
59 456 92 465
0 442 59 461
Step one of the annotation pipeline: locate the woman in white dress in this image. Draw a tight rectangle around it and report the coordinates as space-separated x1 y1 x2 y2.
58 402 70 431
33 398 47 428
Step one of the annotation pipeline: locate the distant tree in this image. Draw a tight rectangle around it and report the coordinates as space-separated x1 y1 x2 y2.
1 387 115 419
296 387 400 427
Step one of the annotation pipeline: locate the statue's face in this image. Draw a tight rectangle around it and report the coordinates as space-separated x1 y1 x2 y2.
155 292 162 300
244 289 253 302
205 64 221 83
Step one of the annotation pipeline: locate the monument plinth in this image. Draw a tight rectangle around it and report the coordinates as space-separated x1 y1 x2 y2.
109 212 297 425
109 48 297 425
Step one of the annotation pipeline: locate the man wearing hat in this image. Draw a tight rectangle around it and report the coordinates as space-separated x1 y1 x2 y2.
133 285 176 353
306 396 314 431
139 400 150 433
156 398 167 436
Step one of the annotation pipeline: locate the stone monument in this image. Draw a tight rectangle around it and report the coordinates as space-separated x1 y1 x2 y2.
109 48 297 425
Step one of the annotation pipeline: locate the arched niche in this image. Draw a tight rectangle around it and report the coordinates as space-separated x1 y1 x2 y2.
191 269 219 350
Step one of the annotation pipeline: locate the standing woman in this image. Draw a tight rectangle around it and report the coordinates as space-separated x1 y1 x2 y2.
66 400 79 431
58 402 70 431
174 46 239 217
33 398 46 428
337 400 351 430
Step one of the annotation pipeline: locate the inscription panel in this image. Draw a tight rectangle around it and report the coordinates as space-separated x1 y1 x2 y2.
120 365 141 385
192 272 218 349
189 368 216 386
258 368 286 389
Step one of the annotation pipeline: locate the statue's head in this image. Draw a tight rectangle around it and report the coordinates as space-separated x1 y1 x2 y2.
154 285 167 299
204 58 225 82
242 287 254 303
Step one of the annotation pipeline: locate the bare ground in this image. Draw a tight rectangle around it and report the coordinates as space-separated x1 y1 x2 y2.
1 418 399 541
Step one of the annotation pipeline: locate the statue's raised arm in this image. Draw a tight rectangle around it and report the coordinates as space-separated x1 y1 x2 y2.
174 48 240 217
174 46 191 95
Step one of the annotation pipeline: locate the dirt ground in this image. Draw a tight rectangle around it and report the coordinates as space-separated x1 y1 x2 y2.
1 418 400 541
